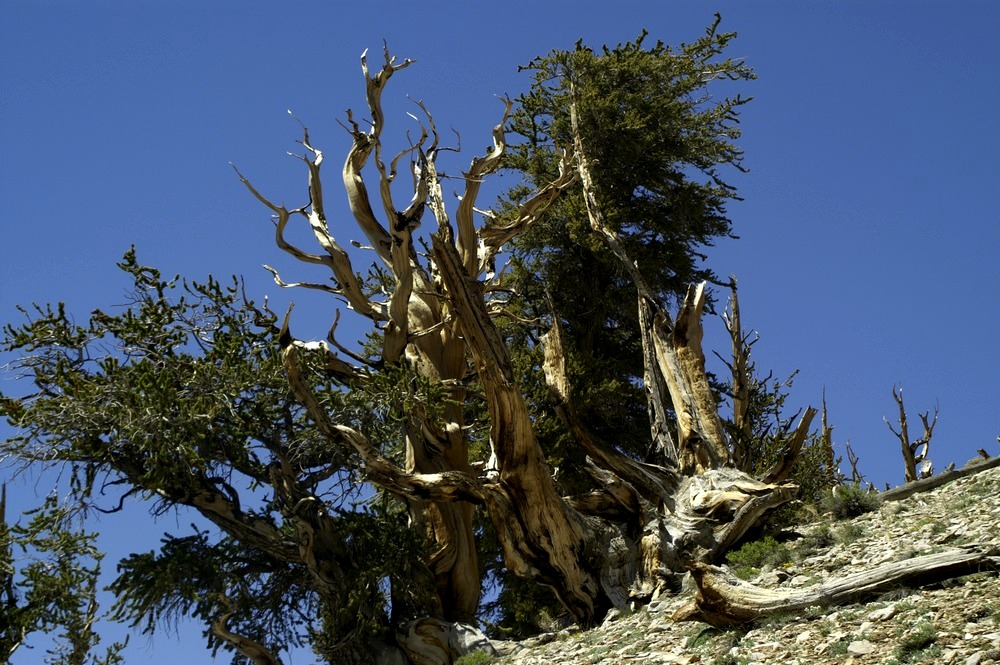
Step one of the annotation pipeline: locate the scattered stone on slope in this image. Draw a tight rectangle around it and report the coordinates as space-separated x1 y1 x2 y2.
492 464 1000 664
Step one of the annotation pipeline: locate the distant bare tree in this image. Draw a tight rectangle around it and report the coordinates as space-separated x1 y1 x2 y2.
885 386 938 483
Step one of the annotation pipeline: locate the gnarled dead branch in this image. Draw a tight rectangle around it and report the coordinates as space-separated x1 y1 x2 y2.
211 594 283 665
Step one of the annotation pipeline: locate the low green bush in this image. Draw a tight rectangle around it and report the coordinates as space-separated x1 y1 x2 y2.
726 536 793 578
821 484 882 518
891 619 938 663
455 650 495 665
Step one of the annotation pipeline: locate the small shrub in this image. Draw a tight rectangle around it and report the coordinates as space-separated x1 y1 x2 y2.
753 609 798 630
455 650 494 665
802 525 835 549
585 645 612 663
821 484 882 518
912 516 947 535
835 522 866 545
878 587 915 603
793 525 835 559
710 655 750 665
827 638 850 656
948 494 978 511
893 619 937 663
688 626 742 653
726 536 793 578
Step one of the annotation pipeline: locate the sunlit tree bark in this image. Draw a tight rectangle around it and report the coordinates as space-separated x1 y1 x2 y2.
239 48 801 647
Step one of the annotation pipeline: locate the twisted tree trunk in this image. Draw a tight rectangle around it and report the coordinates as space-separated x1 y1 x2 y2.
242 49 805 660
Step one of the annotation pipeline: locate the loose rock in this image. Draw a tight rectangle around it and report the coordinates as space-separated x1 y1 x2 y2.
492 466 1000 665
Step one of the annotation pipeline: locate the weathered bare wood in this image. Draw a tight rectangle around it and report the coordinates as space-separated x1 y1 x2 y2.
671 469 797 563
342 114 393 264
886 385 937 482
396 618 450 665
396 618 496 665
566 461 643 523
542 315 679 503
181 487 299 565
211 594 283 665
361 47 415 227
762 407 818 484
337 51 489 624
232 163 382 321
455 97 512 275
241 48 817 643
846 440 865 485
382 196 416 364
674 546 1000 627
432 227 606 624
721 278 753 470
279 311 486 506
914 406 938 477
820 389 839 487
880 455 1000 503
887 385 917 481
639 297 679 465
478 149 576 273
282 303 483 620
651 285 732 474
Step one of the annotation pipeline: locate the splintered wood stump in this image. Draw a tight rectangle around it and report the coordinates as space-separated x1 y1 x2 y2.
673 546 1000 627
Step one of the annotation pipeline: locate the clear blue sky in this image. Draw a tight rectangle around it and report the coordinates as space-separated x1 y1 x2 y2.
2 2 999 662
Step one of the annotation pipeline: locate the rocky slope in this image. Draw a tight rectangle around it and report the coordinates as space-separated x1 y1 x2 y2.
490 463 1000 665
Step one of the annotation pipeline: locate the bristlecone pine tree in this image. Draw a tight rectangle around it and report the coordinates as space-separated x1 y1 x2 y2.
239 37 803 656
2 20 900 665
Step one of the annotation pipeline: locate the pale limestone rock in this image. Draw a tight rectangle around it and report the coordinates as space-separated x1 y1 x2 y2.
601 608 622 627
451 623 497 657
868 603 897 621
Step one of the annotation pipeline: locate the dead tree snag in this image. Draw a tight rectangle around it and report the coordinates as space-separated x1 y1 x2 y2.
885 385 938 483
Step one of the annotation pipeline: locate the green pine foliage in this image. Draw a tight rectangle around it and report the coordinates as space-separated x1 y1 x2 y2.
0 494 127 664
727 370 840 513
0 249 428 660
454 649 495 665
725 536 793 579
477 22 758 634
497 18 756 473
